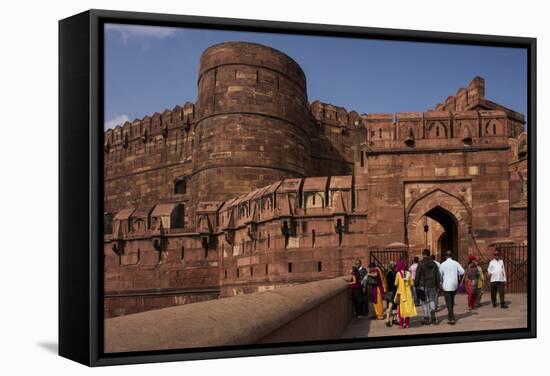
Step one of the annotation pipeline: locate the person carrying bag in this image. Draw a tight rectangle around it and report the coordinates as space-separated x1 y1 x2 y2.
414 249 441 325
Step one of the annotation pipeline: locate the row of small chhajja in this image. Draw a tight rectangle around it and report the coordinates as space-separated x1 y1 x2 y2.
106 175 358 239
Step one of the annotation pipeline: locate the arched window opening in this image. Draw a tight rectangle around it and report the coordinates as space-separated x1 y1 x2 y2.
174 177 187 194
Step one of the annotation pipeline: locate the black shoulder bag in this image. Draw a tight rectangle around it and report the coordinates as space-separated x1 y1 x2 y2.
416 264 427 302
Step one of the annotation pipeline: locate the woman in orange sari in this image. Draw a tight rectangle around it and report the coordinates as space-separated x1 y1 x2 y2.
366 262 388 319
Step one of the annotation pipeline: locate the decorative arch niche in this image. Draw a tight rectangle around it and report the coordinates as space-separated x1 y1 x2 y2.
305 192 325 208
427 121 448 139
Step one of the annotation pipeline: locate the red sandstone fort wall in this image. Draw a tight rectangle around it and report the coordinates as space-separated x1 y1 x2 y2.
104 103 196 217
213 176 368 296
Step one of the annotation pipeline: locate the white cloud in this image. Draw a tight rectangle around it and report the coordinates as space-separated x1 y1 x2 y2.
105 24 177 43
105 114 129 130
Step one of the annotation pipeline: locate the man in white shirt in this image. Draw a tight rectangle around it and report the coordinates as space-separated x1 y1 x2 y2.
487 251 507 308
438 250 464 325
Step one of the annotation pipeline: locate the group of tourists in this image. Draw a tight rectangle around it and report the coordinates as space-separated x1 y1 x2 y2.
347 249 508 328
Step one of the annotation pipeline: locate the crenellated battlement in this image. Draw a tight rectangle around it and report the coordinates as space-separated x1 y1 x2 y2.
310 100 365 129
431 76 486 112
430 76 525 133
104 101 196 151
309 92 524 151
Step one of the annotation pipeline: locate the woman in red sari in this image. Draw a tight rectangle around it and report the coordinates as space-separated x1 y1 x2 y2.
463 256 480 310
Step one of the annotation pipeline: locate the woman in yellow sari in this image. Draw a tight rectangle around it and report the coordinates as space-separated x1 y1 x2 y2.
394 259 417 328
366 262 388 319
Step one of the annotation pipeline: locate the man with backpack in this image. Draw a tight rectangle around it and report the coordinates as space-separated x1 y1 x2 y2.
414 249 441 325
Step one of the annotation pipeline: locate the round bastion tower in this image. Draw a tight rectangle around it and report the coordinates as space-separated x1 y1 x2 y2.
191 42 313 204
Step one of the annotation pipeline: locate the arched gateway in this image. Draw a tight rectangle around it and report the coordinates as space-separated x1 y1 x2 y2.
406 188 472 264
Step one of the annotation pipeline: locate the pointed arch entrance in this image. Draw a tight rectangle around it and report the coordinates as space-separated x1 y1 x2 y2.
406 188 472 264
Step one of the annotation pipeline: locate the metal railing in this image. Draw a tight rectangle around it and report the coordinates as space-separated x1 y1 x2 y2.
495 244 528 293
369 247 410 273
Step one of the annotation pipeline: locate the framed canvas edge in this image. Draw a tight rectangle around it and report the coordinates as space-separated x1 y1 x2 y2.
59 9 93 366
90 10 101 367
58 8 537 367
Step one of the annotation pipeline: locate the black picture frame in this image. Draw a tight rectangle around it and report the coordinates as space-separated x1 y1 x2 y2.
59 9 537 367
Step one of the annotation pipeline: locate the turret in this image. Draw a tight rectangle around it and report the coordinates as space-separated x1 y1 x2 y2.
191 42 313 206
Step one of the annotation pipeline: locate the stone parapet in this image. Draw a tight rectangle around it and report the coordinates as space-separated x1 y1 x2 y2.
104 277 351 352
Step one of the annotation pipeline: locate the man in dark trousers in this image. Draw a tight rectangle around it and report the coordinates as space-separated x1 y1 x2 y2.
487 251 507 308
415 249 441 325
355 259 368 315
439 250 464 324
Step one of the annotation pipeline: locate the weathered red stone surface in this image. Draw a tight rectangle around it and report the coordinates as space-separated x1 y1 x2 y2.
103 42 528 318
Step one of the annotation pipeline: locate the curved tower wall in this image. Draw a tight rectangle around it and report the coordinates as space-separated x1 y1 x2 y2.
191 42 313 204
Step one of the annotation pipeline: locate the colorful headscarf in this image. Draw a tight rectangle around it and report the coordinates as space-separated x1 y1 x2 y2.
396 259 407 273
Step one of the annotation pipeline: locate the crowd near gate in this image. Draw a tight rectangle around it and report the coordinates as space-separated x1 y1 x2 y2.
369 244 528 294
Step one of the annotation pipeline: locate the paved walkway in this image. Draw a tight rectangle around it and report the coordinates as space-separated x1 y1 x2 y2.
341 293 527 338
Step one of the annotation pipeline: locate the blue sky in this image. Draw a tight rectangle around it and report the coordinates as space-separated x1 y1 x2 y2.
104 23 528 129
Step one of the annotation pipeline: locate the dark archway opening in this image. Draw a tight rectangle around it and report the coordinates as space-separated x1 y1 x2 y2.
437 232 447 260
425 206 459 262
